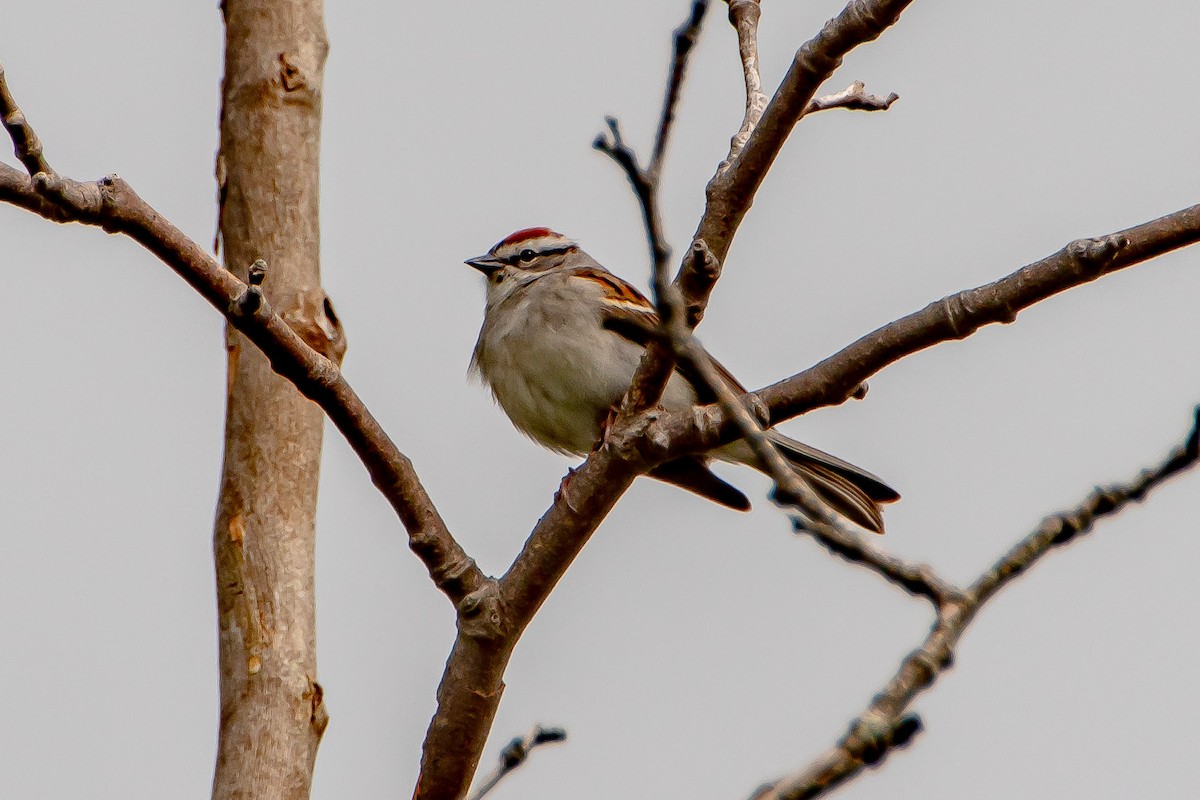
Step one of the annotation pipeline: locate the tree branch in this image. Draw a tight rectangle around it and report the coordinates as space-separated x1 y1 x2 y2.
649 0 709 180
652 203 1200 462
594 0 710 414
0 62 483 607
760 208 1200 425
753 406 1200 800
794 518 961 607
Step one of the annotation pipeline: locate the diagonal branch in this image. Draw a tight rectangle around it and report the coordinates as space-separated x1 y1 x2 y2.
595 116 680 412
0 63 483 607
595 2 841 530
752 406 1200 800
594 1 709 413
650 0 709 180
794 518 961 607
760 208 1200 425
652 203 1200 462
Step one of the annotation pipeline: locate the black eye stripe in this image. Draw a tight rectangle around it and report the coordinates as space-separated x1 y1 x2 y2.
500 245 573 266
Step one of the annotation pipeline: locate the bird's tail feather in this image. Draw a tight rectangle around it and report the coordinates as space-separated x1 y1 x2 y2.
767 432 900 534
783 461 886 533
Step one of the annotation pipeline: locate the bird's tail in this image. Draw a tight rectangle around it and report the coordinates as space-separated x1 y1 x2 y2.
726 432 900 533
772 432 899 533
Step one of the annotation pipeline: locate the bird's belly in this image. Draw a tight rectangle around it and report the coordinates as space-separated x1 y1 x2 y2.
483 320 644 455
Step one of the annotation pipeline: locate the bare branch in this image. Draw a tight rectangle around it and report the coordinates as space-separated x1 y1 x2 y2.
654 204 1200 461
650 0 710 179
761 216 1200 424
599 94 921 591
594 117 673 302
467 726 568 800
0 62 51 176
0 63 483 607
805 80 899 114
751 406 1200 800
794 519 962 607
970 405 1200 607
595 1 710 414
725 0 768 166
595 117 681 413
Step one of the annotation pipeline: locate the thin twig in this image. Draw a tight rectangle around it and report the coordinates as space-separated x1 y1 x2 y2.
600 117 880 562
467 725 568 800
805 80 899 114
750 406 1200 800
595 6 842 530
594 117 680 413
599 2 913 557
594 117 671 287
594 0 709 413
650 0 709 179
794 518 961 607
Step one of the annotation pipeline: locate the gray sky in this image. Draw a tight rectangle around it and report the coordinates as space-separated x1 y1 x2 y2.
3 1 1199 798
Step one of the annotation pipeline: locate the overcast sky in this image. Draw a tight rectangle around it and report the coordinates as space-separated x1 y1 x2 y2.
3 1 1199 798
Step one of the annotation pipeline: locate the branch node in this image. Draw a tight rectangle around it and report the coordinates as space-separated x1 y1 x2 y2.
457 581 505 641
890 714 923 749
247 258 268 286
848 710 893 765
938 292 976 339
1066 234 1128 274
681 238 722 326
236 260 268 315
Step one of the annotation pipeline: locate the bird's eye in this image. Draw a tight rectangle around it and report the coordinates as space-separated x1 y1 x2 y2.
519 248 537 261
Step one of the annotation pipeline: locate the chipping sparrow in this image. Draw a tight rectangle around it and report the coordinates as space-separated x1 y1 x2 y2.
466 227 899 532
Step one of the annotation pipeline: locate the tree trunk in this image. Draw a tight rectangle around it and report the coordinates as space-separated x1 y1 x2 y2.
211 2 338 798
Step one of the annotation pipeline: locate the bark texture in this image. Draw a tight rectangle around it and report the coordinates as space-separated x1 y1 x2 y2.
212 2 337 799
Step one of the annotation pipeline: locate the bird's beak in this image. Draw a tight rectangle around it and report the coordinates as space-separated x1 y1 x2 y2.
465 254 505 275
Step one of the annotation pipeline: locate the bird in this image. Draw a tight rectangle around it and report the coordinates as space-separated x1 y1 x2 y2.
465 227 899 532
